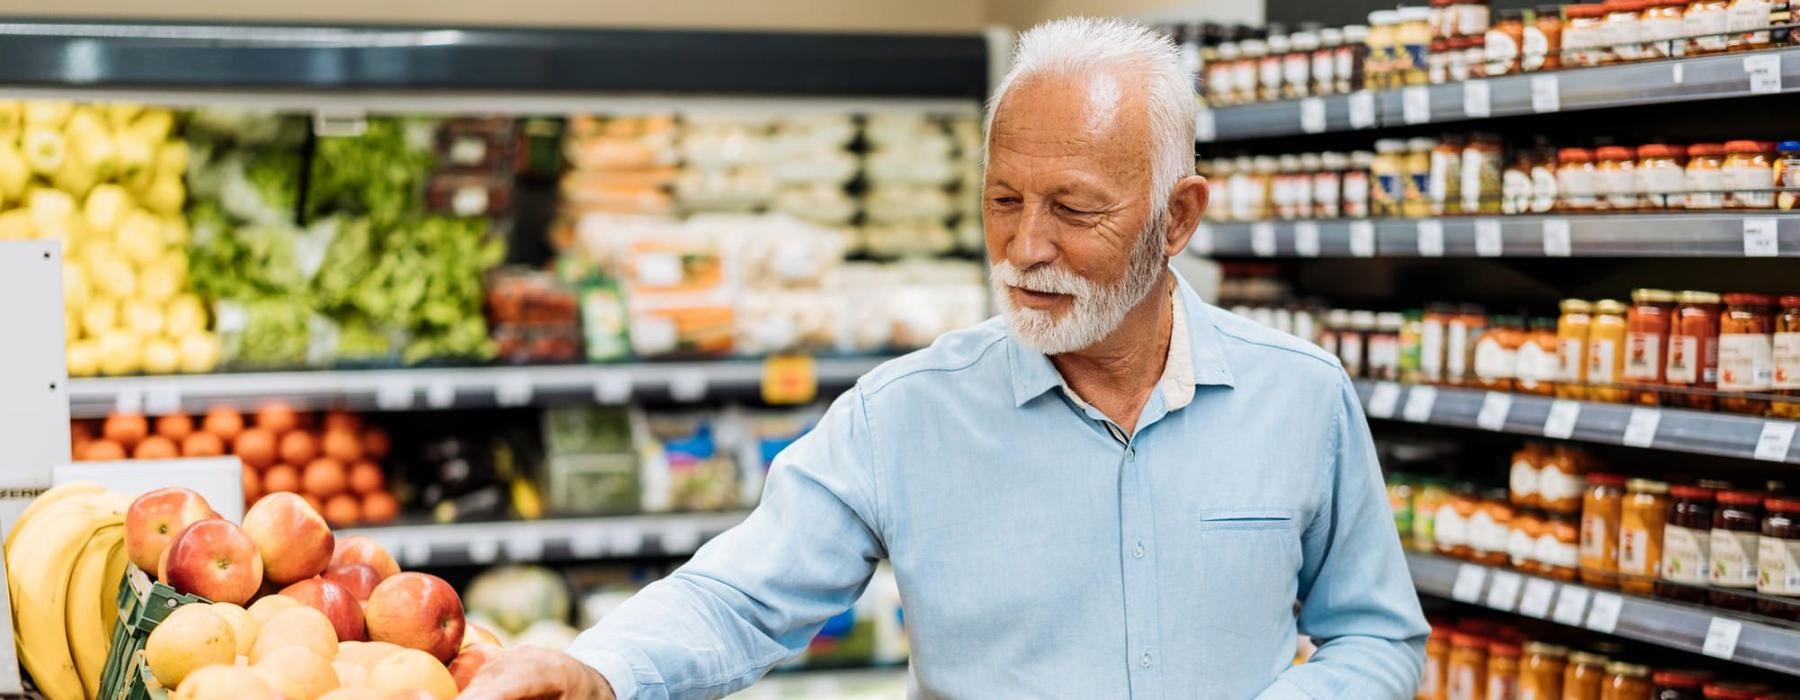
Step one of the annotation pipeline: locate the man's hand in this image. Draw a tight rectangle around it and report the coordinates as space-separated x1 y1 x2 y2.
457 646 615 700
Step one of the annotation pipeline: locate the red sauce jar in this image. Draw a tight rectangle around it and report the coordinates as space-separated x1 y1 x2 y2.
1709 490 1766 611
1718 292 1776 415
1625 288 1678 404
1657 484 1716 604
1667 291 1722 410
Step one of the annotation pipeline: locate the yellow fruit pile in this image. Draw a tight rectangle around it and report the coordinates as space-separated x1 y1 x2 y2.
0 100 220 376
2 482 132 700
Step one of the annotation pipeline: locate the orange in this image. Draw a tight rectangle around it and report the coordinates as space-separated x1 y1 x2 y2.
256 402 300 435
156 413 195 441
84 439 126 461
263 465 300 494
322 411 361 433
359 492 398 524
134 435 179 460
103 413 149 448
361 429 390 460
279 431 319 468
321 430 363 463
323 494 360 526
202 406 244 441
242 464 264 503
234 428 278 471
348 461 384 495
182 431 225 457
303 458 348 498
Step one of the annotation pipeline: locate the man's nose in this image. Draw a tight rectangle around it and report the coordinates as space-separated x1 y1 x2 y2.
1008 205 1059 269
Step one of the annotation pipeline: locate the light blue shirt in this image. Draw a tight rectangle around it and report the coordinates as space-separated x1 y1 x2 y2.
572 272 1428 699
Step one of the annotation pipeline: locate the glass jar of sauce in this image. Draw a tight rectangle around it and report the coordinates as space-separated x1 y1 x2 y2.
1651 669 1712 700
1619 479 1669 595
1723 140 1775 210
1422 303 1455 385
1541 513 1582 581
1448 305 1488 387
1511 508 1547 574
1725 0 1773 51
1582 473 1628 588
1638 144 1688 210
1475 315 1526 390
1339 24 1370 94
1668 291 1723 410
1644 0 1693 59
1564 4 1612 66
1415 479 1452 552
1524 5 1564 71
1519 317 1562 396
1757 496 1800 620
1511 442 1547 509
1685 143 1727 209
1559 148 1601 211
1626 289 1678 405
1488 640 1522 700
1559 300 1596 399
1605 0 1650 62
1448 632 1490 700
1564 652 1610 700
1472 488 1515 567
1371 312 1405 381
1602 662 1652 700
1520 642 1566 700
1597 145 1640 210
1540 446 1587 514
1686 0 1733 54
1424 623 1454 700
1437 488 1480 559
1774 295 1800 419
1487 9 1527 74
1709 489 1765 611
1702 682 1771 700
1718 292 1775 415
1657 485 1717 603
1589 300 1631 403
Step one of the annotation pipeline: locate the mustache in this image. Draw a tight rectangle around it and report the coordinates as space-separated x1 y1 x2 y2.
989 261 1093 296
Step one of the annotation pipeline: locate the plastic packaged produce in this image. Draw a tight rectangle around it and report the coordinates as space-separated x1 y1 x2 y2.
543 406 639 515
635 410 740 513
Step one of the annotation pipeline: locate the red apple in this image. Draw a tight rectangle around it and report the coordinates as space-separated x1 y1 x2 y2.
321 563 382 601
126 487 221 573
448 643 501 690
330 536 400 580
278 577 366 642
160 520 263 605
241 493 335 586
364 573 465 663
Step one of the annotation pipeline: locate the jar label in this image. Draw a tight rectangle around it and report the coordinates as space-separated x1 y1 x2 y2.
1486 673 1517 700
1530 166 1559 213
1624 331 1664 381
1511 459 1541 497
1535 532 1579 568
1313 174 1341 218
1608 18 1644 61
1521 27 1549 71
1774 332 1800 389
1422 655 1444 697
1334 48 1354 87
1508 526 1538 566
1639 165 1686 209
1759 533 1800 594
1726 1 1772 41
1421 320 1446 381
1558 167 1598 209
1485 31 1520 76
1580 511 1613 560
1448 322 1472 378
1340 336 1364 376
1343 173 1370 218
1644 16 1688 57
1687 167 1726 209
1283 55 1310 91
1724 164 1776 209
1687 7 1730 52
1232 64 1258 98
1312 52 1334 87
1718 333 1774 391
1518 342 1557 389
1599 164 1638 210
1503 168 1533 215
1667 335 1701 384
1260 58 1283 93
1448 664 1477 700
1663 524 1711 584
1620 524 1657 577
1589 338 1619 384
1474 337 1519 381
1710 528 1759 588
1559 337 1587 382
1436 503 1470 548
1430 151 1459 205
1539 467 1585 504
1369 337 1400 379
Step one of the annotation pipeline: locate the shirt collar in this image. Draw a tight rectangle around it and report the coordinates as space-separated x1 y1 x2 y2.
1007 268 1236 408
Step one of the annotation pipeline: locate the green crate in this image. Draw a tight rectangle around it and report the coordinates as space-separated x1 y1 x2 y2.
96 566 208 700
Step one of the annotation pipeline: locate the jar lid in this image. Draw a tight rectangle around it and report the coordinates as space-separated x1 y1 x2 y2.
1343 25 1370 40
1637 143 1685 159
1717 490 1767 506
1558 147 1594 161
1625 478 1668 494
1400 7 1434 21
1779 141 1800 152
1781 294 1800 307
1723 292 1775 306
1604 660 1649 677
1687 143 1725 157
1450 632 1491 648
1267 34 1291 51
1488 640 1522 657
1498 8 1526 20
1369 9 1401 24
1530 317 1559 331
1376 139 1408 153
1651 668 1713 688
1566 651 1609 666
1630 288 1677 304
1764 495 1800 512
1320 27 1344 43
1522 641 1569 657
1724 139 1770 153
1595 145 1634 161
1489 314 1524 327
1428 622 1456 639
1291 31 1319 49
1560 299 1594 313
1593 299 1627 315
1704 682 1772 700
1603 0 1647 11
1407 137 1438 151
1586 472 1627 487
1698 479 1735 490
1669 484 1716 499
1677 290 1722 305
1565 4 1610 18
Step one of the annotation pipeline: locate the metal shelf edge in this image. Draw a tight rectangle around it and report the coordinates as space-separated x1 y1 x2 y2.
1193 214 1800 259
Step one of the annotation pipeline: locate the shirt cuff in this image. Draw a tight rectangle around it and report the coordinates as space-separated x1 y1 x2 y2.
1253 676 1319 700
569 647 642 700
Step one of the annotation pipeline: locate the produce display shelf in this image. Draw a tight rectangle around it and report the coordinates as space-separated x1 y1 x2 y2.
1191 213 1800 259
1408 550 1800 676
341 511 751 568
1351 379 1800 464
66 357 892 418
1199 46 1800 142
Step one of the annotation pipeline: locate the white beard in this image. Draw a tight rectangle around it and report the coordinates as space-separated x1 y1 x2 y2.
990 221 1168 355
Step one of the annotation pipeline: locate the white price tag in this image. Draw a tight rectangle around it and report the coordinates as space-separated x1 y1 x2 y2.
1195 108 1217 143
1622 408 1662 448
1300 97 1327 134
608 527 646 555
569 532 606 559
1451 563 1487 602
1251 222 1278 257
1402 86 1432 124
1545 399 1581 438
670 370 709 403
1672 63 1685 84
1755 421 1797 461
1294 222 1321 257
402 538 431 567
1367 382 1403 419
1552 585 1592 626
502 534 544 563
1542 218 1572 257
1477 391 1513 431
1744 217 1779 257
145 386 181 416
1348 90 1377 129
467 539 499 565
1486 570 1524 611
375 378 414 411
1463 79 1491 118
494 374 534 407
1746 53 1783 94
1349 220 1377 257
1586 592 1624 634
1417 220 1445 257
1474 219 1503 257
114 389 143 414
1703 617 1743 659
1519 578 1557 618
1403 386 1438 422
425 380 456 409
1189 223 1215 256
593 371 633 405
1531 75 1561 112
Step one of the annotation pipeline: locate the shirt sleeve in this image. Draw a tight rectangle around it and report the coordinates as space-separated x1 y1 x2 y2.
1256 373 1429 699
567 387 886 700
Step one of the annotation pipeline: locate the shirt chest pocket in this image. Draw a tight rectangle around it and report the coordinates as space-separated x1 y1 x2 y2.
1194 509 1303 640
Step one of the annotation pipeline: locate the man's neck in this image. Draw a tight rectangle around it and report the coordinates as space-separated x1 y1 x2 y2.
1049 273 1175 435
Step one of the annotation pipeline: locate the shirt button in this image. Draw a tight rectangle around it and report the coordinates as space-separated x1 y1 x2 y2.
1132 542 1145 559
1140 652 1152 668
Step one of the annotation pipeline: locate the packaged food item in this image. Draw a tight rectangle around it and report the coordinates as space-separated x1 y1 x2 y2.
1530 143 1562 213
1557 148 1601 211
1700 681 1770 699
1518 318 1562 395
1684 143 1727 209
1658 484 1717 602
1521 642 1568 699
1462 134 1505 214
1726 0 1774 49
1510 508 1546 573
1399 7 1436 86
1348 310 1377 377
1487 9 1527 74
1625 289 1677 403
1563 652 1609 700
542 406 639 515
1643 0 1692 58
1637 144 1687 210
1447 632 1490 700
1719 292 1776 414
1459 0 1495 35
1261 34 1289 102
1339 24 1372 93
1314 28 1343 96
436 116 519 173
1390 474 1417 543
1422 304 1454 384
1470 489 1514 566
1709 489 1765 611
1604 0 1650 61
1601 662 1652 700
1431 37 1455 84
1461 36 1488 82
1447 305 1488 386
1722 140 1775 210
1315 152 1346 219
1587 299 1631 403
1424 624 1454 700
1208 42 1241 105
1540 512 1582 580
1540 446 1587 514
1758 495 1800 620
1374 139 1409 218
1370 312 1405 381
1431 137 1465 216
486 267 582 364
1558 299 1596 399
1775 295 1800 419
1650 669 1712 700
1487 640 1521 700
1405 138 1437 218
1436 487 1479 559
1779 142 1800 210
1563 4 1611 66
1668 291 1724 409
1415 478 1453 550
1524 5 1565 71
1596 145 1639 211
1510 443 1547 509
1581 472 1627 588
635 410 740 513
1473 314 1524 390
1345 151 1376 218
1686 0 1733 53
1285 31 1317 99
426 172 515 217
1619 478 1669 595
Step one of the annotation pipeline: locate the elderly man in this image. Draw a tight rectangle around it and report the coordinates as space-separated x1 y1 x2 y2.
464 17 1427 700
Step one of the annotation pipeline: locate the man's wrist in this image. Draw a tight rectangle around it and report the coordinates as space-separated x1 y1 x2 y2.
570 647 640 700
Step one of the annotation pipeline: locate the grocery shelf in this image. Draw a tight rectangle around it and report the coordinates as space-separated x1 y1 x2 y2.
341 511 750 568
1352 379 1800 464
1199 46 1800 142
66 358 891 418
0 20 990 99
1193 214 1800 258
1408 551 1800 676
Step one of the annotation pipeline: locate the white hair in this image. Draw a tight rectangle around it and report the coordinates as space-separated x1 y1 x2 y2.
984 16 1198 218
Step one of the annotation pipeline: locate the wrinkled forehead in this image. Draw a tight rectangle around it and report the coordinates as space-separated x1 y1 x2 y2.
986 70 1153 187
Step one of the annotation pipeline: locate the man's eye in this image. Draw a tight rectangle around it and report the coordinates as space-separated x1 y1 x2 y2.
989 196 1021 206
1056 203 1092 216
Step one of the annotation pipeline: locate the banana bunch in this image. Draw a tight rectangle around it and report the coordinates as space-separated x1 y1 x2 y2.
4 481 132 700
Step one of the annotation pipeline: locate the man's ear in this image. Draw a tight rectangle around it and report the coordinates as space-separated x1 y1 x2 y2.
1161 174 1210 256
